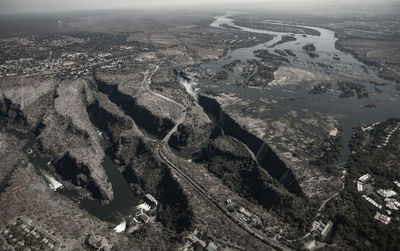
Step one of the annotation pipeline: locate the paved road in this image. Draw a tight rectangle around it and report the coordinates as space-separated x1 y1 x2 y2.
145 64 291 251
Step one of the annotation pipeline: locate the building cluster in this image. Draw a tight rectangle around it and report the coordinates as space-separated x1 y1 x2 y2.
362 195 382 209
42 171 63 191
0 36 138 79
311 220 332 237
356 173 400 225
357 173 371 192
225 199 261 228
114 194 159 234
182 229 219 251
377 189 397 199
374 212 391 225
0 217 59 251
134 194 158 224
377 122 400 148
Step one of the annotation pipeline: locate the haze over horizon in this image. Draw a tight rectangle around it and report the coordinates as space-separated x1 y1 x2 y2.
0 0 399 15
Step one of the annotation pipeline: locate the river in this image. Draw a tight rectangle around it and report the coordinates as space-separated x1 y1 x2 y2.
189 14 400 164
0 117 138 223
1 13 399 223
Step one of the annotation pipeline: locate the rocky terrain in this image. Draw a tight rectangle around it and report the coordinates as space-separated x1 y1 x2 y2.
197 92 343 200
0 7 399 251
0 10 289 250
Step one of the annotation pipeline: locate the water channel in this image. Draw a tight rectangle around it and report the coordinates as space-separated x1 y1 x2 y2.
0 117 138 223
1 13 399 223
192 14 400 164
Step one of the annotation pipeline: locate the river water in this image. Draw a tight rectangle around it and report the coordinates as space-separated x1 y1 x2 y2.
0 117 138 223
191 14 400 164
1 14 399 223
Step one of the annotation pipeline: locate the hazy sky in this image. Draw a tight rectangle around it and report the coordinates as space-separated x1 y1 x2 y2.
0 0 398 14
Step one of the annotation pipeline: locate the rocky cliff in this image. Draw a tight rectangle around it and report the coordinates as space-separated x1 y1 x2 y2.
198 93 303 197
94 76 175 139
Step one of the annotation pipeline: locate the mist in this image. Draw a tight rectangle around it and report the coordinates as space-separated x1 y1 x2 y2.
0 0 398 15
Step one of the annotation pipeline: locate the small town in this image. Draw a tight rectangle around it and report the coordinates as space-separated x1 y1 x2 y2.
0 217 60 251
356 173 400 225
0 35 142 80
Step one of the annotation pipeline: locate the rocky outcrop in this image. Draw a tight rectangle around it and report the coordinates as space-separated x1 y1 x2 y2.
85 89 148 165
0 79 114 202
54 152 106 200
34 81 114 202
93 77 175 139
198 93 303 197
123 149 193 234
0 95 28 126
87 99 133 143
86 80 194 232
198 135 289 208
86 234 110 251
35 109 113 202
168 106 216 155
0 77 57 129
197 135 314 234
109 134 147 166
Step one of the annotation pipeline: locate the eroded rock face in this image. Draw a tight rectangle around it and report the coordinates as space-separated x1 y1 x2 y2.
0 95 28 127
197 135 289 207
35 80 113 201
93 73 177 140
198 93 303 196
54 152 108 200
85 73 194 239
87 234 110 251
0 77 55 129
0 77 114 202
87 94 134 143
123 148 193 236
197 92 343 201
169 105 216 155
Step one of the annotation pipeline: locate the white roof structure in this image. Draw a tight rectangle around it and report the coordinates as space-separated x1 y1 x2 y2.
42 172 63 191
374 212 391 225
362 195 382 209
357 181 363 192
359 174 371 182
378 189 397 198
238 207 252 218
385 198 400 210
145 194 158 206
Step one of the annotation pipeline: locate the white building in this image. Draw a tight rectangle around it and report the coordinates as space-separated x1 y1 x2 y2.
144 194 158 207
377 189 397 198
42 171 63 191
374 212 391 225
362 195 382 209
385 198 400 210
238 207 252 218
357 181 363 192
359 174 371 183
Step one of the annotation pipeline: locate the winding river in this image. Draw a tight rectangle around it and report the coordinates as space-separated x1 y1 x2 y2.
0 117 138 223
191 14 400 164
1 13 399 225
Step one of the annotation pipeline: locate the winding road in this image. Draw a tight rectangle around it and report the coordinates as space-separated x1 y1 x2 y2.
143 64 291 251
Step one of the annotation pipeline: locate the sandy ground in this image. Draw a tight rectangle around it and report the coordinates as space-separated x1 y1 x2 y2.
269 66 331 86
